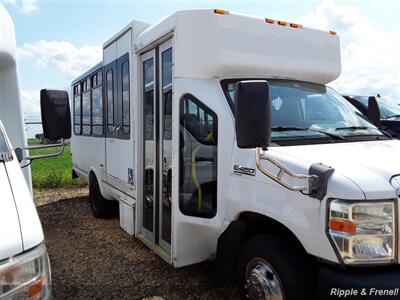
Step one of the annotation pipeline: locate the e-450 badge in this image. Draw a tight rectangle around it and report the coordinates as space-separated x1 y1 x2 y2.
233 165 256 176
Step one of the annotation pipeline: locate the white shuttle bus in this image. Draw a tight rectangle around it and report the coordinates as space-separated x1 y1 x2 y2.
0 5 71 299
71 9 400 299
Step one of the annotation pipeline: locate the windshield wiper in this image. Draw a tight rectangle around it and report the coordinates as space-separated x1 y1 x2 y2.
335 126 391 139
384 114 400 120
335 126 370 131
272 126 345 140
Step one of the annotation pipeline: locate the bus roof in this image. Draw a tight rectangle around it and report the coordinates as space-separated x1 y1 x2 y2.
74 9 342 86
71 62 102 86
137 9 341 84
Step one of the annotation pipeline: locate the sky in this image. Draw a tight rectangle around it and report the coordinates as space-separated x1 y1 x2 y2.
3 0 400 115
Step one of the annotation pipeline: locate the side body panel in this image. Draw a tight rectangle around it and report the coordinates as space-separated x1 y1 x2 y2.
172 79 357 267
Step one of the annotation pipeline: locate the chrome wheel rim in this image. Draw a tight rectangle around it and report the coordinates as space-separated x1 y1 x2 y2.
245 258 285 300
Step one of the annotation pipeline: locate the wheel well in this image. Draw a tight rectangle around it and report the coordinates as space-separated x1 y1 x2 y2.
237 211 306 252
216 211 309 287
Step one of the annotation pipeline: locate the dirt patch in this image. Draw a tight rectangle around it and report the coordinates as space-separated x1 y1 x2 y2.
36 189 240 299
34 185 88 206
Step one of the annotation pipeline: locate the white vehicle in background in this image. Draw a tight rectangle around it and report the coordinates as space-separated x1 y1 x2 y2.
70 9 400 299
0 5 71 300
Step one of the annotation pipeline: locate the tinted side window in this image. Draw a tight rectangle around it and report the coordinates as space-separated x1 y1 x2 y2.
179 95 218 218
97 70 102 85
82 91 91 135
121 60 130 135
106 70 114 134
92 86 103 136
74 94 81 135
143 59 154 141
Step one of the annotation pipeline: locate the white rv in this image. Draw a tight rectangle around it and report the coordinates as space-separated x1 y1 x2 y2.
71 9 400 299
0 5 71 299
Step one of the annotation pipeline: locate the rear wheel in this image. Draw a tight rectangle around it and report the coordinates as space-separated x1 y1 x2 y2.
238 234 315 300
89 174 117 218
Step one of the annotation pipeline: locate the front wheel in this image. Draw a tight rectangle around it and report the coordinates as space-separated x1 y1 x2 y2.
238 234 315 300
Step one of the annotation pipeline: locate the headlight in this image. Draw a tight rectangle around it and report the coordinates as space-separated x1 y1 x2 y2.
0 242 51 300
328 200 396 265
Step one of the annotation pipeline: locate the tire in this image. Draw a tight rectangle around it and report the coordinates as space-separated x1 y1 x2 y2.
89 174 118 219
237 234 315 300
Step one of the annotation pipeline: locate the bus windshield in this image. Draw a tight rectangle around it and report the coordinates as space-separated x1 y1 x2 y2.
222 79 385 141
354 96 400 120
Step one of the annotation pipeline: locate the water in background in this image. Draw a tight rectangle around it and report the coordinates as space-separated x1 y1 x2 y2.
24 113 42 139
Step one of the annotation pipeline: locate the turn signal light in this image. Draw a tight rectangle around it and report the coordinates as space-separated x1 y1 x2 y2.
29 278 44 300
329 218 356 235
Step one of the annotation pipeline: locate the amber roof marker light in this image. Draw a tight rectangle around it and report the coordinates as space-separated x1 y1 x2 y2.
214 9 228 15
290 23 301 28
265 18 275 24
278 20 288 26
329 30 338 36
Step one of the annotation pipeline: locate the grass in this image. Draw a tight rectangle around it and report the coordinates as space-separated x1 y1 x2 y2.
29 139 86 190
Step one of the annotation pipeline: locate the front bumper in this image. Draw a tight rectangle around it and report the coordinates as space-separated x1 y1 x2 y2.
318 265 400 299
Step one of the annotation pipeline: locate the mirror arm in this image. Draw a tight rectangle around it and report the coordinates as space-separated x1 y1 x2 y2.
255 147 317 191
19 139 66 162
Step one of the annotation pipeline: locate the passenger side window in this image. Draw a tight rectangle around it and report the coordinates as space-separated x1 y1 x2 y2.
121 60 130 135
92 85 103 136
73 89 81 135
179 95 218 218
143 59 154 141
82 91 91 135
73 70 104 137
106 69 114 134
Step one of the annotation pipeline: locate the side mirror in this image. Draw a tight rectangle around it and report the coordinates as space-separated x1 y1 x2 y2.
234 80 271 148
368 96 381 127
40 89 71 140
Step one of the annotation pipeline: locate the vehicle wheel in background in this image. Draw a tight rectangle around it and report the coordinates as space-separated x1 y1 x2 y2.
89 174 118 218
237 234 315 300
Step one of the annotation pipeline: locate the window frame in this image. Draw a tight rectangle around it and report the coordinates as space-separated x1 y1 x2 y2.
179 93 218 219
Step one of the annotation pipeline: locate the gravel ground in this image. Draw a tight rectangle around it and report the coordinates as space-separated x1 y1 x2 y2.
35 187 240 300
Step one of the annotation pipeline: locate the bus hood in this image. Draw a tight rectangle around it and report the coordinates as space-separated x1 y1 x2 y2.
272 140 400 199
0 159 44 260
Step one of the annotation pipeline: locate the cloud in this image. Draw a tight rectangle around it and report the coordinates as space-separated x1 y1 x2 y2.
21 90 40 115
298 0 400 100
18 40 102 78
3 0 38 14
